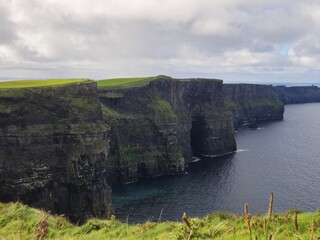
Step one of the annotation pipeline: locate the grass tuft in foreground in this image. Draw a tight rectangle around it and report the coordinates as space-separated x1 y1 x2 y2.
1 193 320 239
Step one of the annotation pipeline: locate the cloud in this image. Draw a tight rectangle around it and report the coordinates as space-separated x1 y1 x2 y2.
0 0 320 83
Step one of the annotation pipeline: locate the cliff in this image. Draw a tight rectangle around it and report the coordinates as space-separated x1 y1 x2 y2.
1 77 290 222
223 84 284 128
99 76 237 184
274 85 320 104
0 81 113 223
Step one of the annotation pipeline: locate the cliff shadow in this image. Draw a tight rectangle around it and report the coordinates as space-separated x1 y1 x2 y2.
190 116 206 157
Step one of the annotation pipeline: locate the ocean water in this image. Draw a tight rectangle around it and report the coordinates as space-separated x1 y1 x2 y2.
112 103 320 223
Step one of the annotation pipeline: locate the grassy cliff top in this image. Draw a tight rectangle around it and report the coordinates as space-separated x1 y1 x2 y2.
1 201 319 240
0 76 222 90
0 79 91 89
97 77 151 88
97 76 170 89
97 76 222 90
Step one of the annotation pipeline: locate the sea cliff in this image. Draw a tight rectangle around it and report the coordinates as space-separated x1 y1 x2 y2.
0 77 288 222
274 85 320 104
223 84 284 128
0 81 113 223
99 76 236 184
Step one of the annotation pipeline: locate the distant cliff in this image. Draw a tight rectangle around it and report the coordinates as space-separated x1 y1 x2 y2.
274 85 320 104
99 76 237 184
0 82 113 223
223 84 284 128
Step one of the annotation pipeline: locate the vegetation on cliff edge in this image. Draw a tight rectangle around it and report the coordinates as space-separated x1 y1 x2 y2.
0 79 90 89
1 197 320 240
97 75 173 89
97 77 150 88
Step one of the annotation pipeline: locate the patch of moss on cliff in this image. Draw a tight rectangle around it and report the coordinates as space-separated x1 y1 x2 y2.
167 147 183 161
71 97 99 111
245 97 283 108
224 98 237 108
102 92 124 98
101 104 144 122
101 104 121 119
0 103 9 113
147 97 178 124
74 123 110 132
203 110 225 119
119 146 163 166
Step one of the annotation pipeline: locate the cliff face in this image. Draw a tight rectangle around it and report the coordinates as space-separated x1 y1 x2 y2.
100 77 237 184
223 84 284 128
0 82 113 223
274 85 320 104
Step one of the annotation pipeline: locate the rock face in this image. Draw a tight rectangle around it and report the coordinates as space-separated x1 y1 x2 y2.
0 82 113 223
223 84 284 128
274 85 320 104
0 78 289 222
100 76 237 184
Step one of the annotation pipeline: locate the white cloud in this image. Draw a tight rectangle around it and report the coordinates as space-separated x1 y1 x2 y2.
0 0 320 83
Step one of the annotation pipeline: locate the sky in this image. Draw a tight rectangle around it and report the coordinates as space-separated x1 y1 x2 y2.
1 0 320 84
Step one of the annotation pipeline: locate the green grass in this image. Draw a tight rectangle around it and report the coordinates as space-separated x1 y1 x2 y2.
1 202 320 239
0 103 9 113
118 146 163 166
101 92 124 98
97 75 172 89
147 97 178 124
0 79 90 89
245 98 284 108
97 77 150 88
66 97 99 111
224 98 237 108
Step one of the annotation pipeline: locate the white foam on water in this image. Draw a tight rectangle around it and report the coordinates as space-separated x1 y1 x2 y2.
192 157 201 162
236 149 249 152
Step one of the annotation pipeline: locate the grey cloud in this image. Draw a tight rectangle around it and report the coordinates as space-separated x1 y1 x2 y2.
1 0 320 83
0 4 16 44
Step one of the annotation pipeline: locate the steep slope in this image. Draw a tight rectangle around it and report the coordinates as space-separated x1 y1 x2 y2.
223 84 284 128
99 76 237 184
274 85 320 104
0 81 113 223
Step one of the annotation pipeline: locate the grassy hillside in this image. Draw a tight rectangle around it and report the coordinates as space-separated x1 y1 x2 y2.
97 77 150 88
1 200 319 240
97 76 173 89
0 79 90 89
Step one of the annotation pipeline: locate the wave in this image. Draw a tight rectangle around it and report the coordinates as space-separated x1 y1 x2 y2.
236 149 249 152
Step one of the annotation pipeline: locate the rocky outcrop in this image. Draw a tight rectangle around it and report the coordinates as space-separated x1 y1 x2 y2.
223 84 284 128
100 76 237 184
0 82 113 223
274 85 320 104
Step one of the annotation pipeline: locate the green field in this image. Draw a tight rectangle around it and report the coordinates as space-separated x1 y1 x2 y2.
97 77 151 89
0 79 90 89
1 201 319 240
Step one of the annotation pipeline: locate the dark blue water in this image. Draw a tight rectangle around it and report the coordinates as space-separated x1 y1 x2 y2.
112 103 320 223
